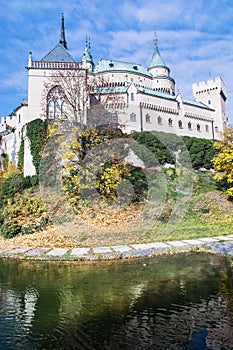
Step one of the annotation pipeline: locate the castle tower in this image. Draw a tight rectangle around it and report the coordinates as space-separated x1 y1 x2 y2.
147 26 175 95
192 76 227 139
82 35 94 71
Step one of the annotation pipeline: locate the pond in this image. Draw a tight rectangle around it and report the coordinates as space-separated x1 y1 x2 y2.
1 253 233 349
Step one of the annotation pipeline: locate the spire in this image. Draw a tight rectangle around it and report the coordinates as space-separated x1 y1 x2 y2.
59 13 67 49
82 35 94 67
153 23 158 49
148 24 167 69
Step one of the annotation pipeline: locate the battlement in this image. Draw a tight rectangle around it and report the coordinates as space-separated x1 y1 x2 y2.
192 76 227 99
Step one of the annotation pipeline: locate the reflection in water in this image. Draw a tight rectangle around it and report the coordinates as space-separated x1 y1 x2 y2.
0 253 233 349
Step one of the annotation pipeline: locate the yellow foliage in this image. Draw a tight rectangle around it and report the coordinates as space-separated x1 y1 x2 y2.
213 127 233 197
2 162 21 180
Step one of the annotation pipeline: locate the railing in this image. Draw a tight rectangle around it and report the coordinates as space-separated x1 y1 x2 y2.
30 61 82 69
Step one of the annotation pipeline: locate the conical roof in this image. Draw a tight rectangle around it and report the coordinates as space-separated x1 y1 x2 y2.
82 36 93 64
148 26 168 69
148 46 167 68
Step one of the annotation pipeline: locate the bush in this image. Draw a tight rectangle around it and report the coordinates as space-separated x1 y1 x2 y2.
26 118 48 174
132 131 216 169
0 195 46 238
182 136 216 169
0 173 39 209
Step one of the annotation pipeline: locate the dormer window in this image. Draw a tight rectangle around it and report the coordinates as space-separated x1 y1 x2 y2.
133 65 138 70
109 63 114 68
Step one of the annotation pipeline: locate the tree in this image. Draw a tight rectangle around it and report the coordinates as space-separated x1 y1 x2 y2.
212 128 233 198
42 67 121 129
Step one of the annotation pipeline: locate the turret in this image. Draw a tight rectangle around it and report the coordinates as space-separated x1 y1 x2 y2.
82 35 94 71
148 26 175 95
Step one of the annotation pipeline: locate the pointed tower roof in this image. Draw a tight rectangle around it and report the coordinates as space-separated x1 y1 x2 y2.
59 13 67 49
82 35 94 64
148 25 167 69
40 15 76 63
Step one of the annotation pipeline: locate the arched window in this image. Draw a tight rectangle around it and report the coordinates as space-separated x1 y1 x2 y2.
188 122 192 130
197 124 201 131
178 120 183 128
168 118 173 126
47 86 66 119
158 116 162 125
146 114 151 123
130 113 136 122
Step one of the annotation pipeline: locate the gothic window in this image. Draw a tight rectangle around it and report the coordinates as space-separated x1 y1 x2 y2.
131 93 135 101
130 113 136 122
197 124 201 131
158 116 162 125
178 120 183 128
188 122 192 130
168 118 173 126
146 114 151 123
47 86 66 119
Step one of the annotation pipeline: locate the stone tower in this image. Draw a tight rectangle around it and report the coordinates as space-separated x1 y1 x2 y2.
192 77 227 139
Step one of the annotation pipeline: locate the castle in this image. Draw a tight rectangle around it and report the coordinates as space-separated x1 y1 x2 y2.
0 16 228 175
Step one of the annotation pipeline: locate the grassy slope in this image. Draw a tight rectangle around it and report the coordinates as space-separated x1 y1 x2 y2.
0 170 232 248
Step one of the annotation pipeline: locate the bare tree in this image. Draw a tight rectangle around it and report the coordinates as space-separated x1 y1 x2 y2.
42 66 123 130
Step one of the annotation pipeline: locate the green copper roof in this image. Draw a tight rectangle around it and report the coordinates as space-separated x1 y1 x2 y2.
148 26 168 69
94 59 152 76
82 35 93 64
148 46 167 68
40 44 76 62
137 87 176 100
183 99 214 111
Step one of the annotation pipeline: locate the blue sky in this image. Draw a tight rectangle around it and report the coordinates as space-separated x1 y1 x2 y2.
1 0 233 123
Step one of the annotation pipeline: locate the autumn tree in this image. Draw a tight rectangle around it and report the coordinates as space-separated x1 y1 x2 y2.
212 127 233 198
43 66 121 129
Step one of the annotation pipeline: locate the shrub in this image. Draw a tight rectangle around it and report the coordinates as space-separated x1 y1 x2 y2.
26 118 48 174
0 195 46 238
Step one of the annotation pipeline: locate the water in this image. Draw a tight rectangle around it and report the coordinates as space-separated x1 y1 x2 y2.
1 252 233 349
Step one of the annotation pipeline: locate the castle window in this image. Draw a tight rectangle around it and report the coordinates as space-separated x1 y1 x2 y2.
188 122 192 130
208 100 211 105
168 118 173 126
131 93 135 101
47 86 66 120
145 114 151 123
178 120 183 129
205 125 209 132
18 114 21 123
197 124 201 131
130 113 136 122
215 126 219 133
158 116 162 125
